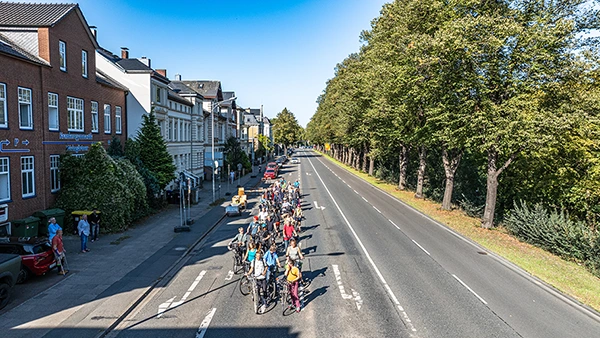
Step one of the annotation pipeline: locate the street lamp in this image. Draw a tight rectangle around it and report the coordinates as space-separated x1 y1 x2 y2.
212 96 236 202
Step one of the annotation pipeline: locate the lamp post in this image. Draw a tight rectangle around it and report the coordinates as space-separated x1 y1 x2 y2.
212 96 236 202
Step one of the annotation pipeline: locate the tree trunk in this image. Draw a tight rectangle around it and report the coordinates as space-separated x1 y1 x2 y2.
441 147 463 210
398 144 410 190
481 148 518 228
353 148 359 170
415 146 427 199
369 157 375 176
362 145 368 173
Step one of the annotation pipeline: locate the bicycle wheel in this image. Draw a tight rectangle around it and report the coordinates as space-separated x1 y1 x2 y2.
300 277 311 289
239 276 252 296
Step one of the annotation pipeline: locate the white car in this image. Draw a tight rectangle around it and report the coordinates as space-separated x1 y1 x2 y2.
291 157 300 164
225 204 241 217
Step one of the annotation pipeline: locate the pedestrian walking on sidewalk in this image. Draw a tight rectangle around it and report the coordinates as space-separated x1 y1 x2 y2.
78 214 91 253
89 209 100 242
52 230 68 275
48 217 62 243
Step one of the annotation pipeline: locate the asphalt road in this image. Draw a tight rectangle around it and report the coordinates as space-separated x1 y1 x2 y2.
107 150 600 338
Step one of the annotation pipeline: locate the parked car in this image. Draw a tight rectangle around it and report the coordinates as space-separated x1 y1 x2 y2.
267 162 278 172
291 157 300 164
0 253 21 309
263 169 277 180
0 237 56 283
225 204 242 217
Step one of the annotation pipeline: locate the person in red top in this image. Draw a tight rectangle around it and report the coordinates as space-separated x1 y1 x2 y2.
52 229 68 275
283 220 297 251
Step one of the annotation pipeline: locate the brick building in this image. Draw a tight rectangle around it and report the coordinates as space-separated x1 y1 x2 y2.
0 3 127 225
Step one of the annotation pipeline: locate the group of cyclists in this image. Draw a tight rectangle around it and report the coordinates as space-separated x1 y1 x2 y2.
228 176 307 314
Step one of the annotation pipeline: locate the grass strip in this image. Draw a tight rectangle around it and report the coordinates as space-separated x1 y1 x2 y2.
318 151 600 311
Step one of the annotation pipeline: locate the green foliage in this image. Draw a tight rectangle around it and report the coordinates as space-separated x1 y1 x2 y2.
272 108 303 149
107 136 124 157
55 143 147 233
137 110 176 189
124 138 162 209
505 201 599 277
224 136 251 172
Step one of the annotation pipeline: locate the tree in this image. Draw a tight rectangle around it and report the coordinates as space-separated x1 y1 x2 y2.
107 136 124 157
137 110 176 190
272 108 302 154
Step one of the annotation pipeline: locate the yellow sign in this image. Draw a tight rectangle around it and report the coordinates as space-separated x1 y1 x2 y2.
325 143 331 151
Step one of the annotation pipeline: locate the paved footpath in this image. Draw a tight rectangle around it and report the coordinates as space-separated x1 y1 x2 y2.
0 171 263 338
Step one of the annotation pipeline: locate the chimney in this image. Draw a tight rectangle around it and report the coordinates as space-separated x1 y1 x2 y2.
156 69 167 78
139 56 151 68
89 26 97 40
121 47 129 59
175 74 182 81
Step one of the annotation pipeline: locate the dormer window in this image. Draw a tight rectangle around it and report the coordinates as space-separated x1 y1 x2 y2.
59 40 67 71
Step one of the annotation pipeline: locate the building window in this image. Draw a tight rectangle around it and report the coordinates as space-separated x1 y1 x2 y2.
67 96 84 131
50 155 60 192
18 87 32 129
115 106 122 134
21 156 35 198
104 104 111 133
155 86 161 103
0 83 6 128
168 119 173 141
48 93 59 131
91 101 99 132
59 40 66 71
81 50 88 78
0 157 9 202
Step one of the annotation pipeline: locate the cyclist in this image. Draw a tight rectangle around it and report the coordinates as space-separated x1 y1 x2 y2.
228 227 248 259
258 207 269 222
293 205 303 232
264 244 282 284
285 258 302 312
244 241 258 263
247 216 261 242
283 220 297 251
246 250 268 312
286 238 304 266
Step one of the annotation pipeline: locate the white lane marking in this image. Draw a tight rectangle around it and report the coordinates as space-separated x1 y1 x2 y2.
373 206 382 214
342 179 346 183
196 308 217 338
347 184 352 188
225 270 234 281
354 190 359 194
308 158 415 332
314 201 326 210
158 270 206 317
389 219 400 230
412 240 430 256
352 288 363 310
362 197 369 203
452 274 488 305
332 264 353 300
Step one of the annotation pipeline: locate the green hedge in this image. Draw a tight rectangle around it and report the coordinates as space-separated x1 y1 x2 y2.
55 143 148 233
505 201 600 277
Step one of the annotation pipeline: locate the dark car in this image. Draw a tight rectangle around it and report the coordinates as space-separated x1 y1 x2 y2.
0 238 56 283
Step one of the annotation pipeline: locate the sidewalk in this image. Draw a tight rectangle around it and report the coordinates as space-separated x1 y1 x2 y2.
0 171 263 337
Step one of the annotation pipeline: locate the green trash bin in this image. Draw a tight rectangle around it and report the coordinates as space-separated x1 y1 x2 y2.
11 216 40 238
33 208 65 237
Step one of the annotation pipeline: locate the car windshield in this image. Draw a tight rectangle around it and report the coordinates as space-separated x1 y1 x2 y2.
23 242 51 255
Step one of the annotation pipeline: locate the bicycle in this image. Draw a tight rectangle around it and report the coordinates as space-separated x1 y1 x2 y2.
229 243 245 274
239 262 253 296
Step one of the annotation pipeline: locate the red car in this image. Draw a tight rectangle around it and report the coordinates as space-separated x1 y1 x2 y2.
263 169 277 180
0 237 56 283
267 162 278 173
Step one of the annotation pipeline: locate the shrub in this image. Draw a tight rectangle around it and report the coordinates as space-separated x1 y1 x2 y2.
55 143 147 233
505 201 598 276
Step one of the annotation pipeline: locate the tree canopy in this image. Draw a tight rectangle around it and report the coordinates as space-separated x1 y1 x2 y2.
273 108 304 151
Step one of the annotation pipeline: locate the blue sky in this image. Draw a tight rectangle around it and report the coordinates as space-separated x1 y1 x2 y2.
23 0 389 126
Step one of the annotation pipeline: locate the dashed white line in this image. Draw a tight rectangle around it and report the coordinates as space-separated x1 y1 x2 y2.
308 157 415 332
389 219 400 229
195 308 217 338
362 197 368 203
373 206 382 214
347 184 352 188
452 274 488 305
353 190 359 194
412 240 431 256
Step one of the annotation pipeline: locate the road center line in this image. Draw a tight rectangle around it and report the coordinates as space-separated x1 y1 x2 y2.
354 190 359 194
411 240 430 256
452 274 488 305
196 308 217 338
373 206 382 214
308 156 416 332
362 197 368 202
389 220 400 230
